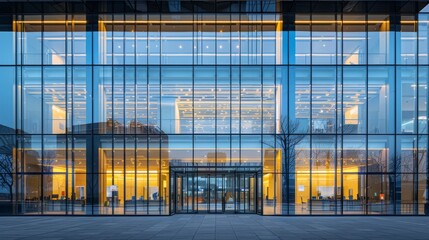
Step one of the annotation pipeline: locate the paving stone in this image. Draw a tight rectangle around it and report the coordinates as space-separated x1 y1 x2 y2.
0 215 428 239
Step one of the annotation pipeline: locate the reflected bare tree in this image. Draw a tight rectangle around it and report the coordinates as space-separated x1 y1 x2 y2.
398 126 427 175
395 128 428 214
368 126 428 214
264 116 306 214
0 135 15 203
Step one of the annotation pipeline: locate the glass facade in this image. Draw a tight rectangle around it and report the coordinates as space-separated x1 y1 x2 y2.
0 0 429 215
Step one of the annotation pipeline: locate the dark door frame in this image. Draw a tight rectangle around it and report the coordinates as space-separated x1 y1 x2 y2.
170 166 262 215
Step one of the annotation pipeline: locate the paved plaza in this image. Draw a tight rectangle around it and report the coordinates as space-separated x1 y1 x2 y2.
0 215 428 240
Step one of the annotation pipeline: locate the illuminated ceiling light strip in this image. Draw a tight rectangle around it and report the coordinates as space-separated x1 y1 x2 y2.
295 20 428 25
102 37 276 40
295 37 367 40
99 20 279 25
12 20 427 25
295 20 388 24
14 20 87 24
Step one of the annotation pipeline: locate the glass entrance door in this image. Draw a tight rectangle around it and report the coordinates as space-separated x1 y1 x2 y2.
172 169 260 214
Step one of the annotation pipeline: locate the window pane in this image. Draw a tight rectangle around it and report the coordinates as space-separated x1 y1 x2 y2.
0 15 15 65
93 66 113 134
311 67 336 133
43 15 66 65
418 67 428 134
368 15 394 64
418 14 429 64
290 14 310 64
43 66 66 134
367 174 394 215
19 15 42 65
368 66 395 134
0 67 15 133
397 66 417 134
311 14 337 65
343 174 366 215
70 67 92 134
396 16 417 64
23 67 42 134
290 66 310 133
368 135 395 173
43 135 66 173
342 14 366 65
342 66 366 133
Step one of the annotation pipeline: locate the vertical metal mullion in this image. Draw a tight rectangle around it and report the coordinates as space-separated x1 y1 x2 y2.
133 12 137 215
424 11 429 216
260 13 266 214
40 10 45 215
145 11 149 216
414 6 419 215
365 5 369 215
393 8 397 215
91 15 95 215
273 28 281 214
70 15 76 214
234 171 237 213
185 173 188 213
168 170 172 216
196 170 198 213
424 12 429 217
123 16 126 215
243 174 249 213
239 13 242 172
285 12 290 216
14 12 19 215
111 14 115 214
122 11 127 216
214 10 218 213
208 174 210 213
223 173 226 213
186 173 189 213
334 7 338 216
179 172 182 213
229 66 232 172
308 5 313 215
65 11 69 216
19 13 25 214
340 9 344 216
146 61 149 215
192 13 196 213
158 11 162 215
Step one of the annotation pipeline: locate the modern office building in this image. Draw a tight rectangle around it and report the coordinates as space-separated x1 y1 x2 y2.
0 0 428 215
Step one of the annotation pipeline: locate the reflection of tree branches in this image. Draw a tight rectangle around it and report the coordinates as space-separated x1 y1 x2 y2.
395 126 427 181
367 126 427 214
395 127 427 214
311 141 334 171
0 135 14 202
369 149 390 173
395 128 428 214
263 116 306 213
43 150 57 173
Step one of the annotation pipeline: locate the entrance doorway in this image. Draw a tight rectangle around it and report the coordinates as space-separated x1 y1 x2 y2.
170 167 262 214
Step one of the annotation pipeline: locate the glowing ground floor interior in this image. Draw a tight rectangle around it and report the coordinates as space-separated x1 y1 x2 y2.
8 143 427 216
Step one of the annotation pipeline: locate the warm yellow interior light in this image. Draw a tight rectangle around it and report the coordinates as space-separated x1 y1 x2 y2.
99 20 279 25
295 20 424 25
14 20 87 24
295 20 388 25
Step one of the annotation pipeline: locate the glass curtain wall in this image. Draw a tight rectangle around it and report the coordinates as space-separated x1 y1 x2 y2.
0 1 428 215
